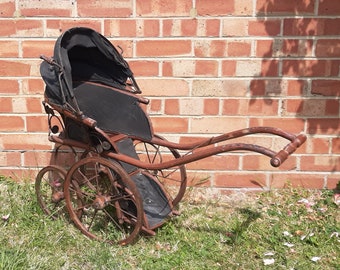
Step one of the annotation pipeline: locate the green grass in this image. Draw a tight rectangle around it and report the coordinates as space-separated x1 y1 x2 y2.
0 175 339 269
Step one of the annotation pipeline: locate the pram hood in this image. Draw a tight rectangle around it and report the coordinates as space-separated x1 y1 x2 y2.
40 27 136 106
40 27 152 140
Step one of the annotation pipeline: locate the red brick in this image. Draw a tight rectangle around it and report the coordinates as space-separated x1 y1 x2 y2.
26 98 43 113
243 154 297 171
270 173 325 189
136 40 191 57
301 156 339 172
315 39 340 57
256 0 315 15
204 99 219 115
136 0 192 17
305 137 330 154
215 172 266 188
195 60 218 76
326 175 340 189
250 118 305 134
0 19 43 37
282 39 313 57
307 119 339 135
22 40 55 58
0 60 31 76
318 0 340 15
151 117 188 133
222 99 279 116
77 0 132 17
26 116 48 132
221 60 236 76
256 40 274 57
248 20 281 36
110 40 133 58
22 79 45 95
0 79 19 94
0 134 51 151
0 116 25 131
311 80 340 96
0 151 21 166
46 20 101 37
0 0 15 17
148 99 162 114
282 60 340 77
194 40 227 57
19 0 73 17
191 117 248 134
164 99 179 115
284 99 339 117
332 138 340 154
0 40 18 57
284 18 340 36
287 80 308 96
187 155 239 171
196 0 234 16
129 61 159 76
0 97 12 112
228 41 251 57
138 79 189 97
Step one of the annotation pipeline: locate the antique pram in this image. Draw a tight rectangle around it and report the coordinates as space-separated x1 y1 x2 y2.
35 27 306 245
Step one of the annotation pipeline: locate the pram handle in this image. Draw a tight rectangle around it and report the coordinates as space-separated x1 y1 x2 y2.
270 134 306 167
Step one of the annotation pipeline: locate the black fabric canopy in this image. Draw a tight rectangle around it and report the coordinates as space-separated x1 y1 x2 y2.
40 27 152 140
40 27 134 106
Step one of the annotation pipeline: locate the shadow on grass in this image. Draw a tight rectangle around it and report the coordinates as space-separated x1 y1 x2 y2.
224 208 261 245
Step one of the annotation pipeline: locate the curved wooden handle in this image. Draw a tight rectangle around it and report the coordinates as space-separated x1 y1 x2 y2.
270 134 307 167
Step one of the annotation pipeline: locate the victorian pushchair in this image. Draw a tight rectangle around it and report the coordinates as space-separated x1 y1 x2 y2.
35 27 306 245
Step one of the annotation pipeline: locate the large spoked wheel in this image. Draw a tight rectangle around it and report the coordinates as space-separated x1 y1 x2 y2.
35 165 67 219
134 135 187 208
63 157 144 245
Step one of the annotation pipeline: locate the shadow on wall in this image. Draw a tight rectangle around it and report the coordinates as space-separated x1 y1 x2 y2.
253 0 339 138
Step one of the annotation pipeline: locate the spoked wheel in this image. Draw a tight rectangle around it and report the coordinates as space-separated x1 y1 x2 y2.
134 135 187 208
35 165 67 219
64 157 144 245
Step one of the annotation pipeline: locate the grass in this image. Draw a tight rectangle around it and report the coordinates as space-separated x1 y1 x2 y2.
0 175 339 269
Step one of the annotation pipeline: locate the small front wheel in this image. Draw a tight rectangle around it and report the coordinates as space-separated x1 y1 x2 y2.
35 165 67 219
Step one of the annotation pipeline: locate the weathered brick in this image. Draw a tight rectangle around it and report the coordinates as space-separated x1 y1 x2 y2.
332 138 340 154
0 19 43 37
318 0 340 15
215 172 267 188
0 40 19 57
0 116 25 131
18 0 74 17
194 40 228 57
196 0 234 16
0 151 21 166
22 40 55 58
151 117 188 133
248 19 281 36
77 0 132 17
0 0 15 17
282 60 340 77
136 40 191 57
250 118 305 133
283 99 339 117
301 156 340 172
243 154 297 171
307 119 339 135
129 60 159 76
46 20 101 37
311 80 340 96
191 117 248 133
256 0 315 15
138 79 189 96
136 0 192 17
284 18 340 36
204 99 220 115
270 173 325 189
186 155 239 171
192 80 248 97
315 39 340 57
0 79 19 94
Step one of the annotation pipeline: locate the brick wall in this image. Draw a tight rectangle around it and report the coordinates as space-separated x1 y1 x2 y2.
0 0 339 192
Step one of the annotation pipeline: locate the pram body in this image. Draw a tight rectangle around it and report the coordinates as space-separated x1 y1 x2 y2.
35 27 306 245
